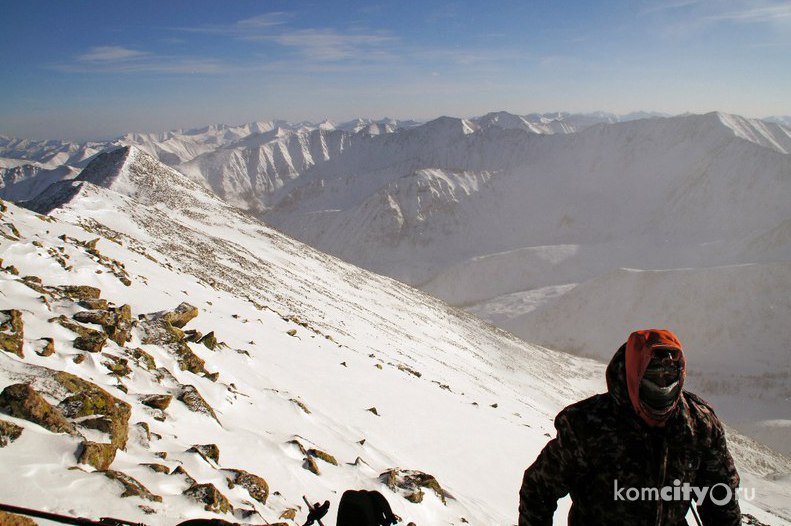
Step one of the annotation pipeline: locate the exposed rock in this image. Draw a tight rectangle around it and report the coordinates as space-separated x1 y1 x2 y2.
397 364 422 378
303 456 320 475
79 298 109 310
143 463 170 474
102 354 132 377
128 347 156 370
138 316 208 375
286 329 297 337
308 448 338 466
55 371 131 450
0 419 23 447
198 331 218 350
141 394 172 411
59 285 102 300
225 469 269 505
189 443 220 464
279 509 297 520
175 343 208 376
78 441 117 470
74 332 107 353
73 354 86 364
21 275 48 295
290 399 311 415
184 329 203 343
177 385 219 423
204 371 219 382
74 304 133 346
0 383 75 435
161 302 199 328
0 510 38 526
367 407 380 416
0 309 24 358
104 469 162 502
380 468 450 505
172 466 196 486
406 491 424 503
38 337 55 357
287 439 308 455
184 483 233 514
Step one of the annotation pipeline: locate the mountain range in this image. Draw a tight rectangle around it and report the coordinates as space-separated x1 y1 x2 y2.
1 143 789 525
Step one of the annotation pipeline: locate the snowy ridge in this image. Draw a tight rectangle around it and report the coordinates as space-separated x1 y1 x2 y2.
1 135 790 525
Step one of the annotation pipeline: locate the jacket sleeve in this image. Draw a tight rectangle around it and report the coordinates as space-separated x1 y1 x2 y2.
519 409 586 526
695 413 741 525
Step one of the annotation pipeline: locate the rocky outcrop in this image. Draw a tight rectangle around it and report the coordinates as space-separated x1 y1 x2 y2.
307 448 338 466
0 510 38 526
380 468 450 505
189 443 220 464
0 309 24 358
0 383 75 435
225 468 269 505
103 469 162 502
141 394 172 410
0 419 23 447
161 302 199 328
73 304 133 346
177 385 219 423
183 483 233 514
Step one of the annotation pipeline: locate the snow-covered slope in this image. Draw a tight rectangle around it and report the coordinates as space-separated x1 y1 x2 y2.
2 147 609 525
0 161 79 202
2 143 790 525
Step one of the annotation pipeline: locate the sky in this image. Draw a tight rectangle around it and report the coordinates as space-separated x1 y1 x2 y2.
1 0 790 141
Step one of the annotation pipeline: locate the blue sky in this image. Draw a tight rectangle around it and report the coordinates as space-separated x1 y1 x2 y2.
2 0 790 141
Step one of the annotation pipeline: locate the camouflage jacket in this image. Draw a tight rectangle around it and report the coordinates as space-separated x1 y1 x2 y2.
519 345 741 526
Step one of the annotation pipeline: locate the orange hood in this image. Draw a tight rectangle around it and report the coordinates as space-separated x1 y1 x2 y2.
625 329 686 427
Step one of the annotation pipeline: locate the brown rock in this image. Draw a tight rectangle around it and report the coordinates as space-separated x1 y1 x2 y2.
0 309 24 358
0 510 38 526
189 443 220 464
78 441 117 470
38 337 55 357
161 302 199 328
141 394 172 411
226 469 269 505
0 383 75 435
198 331 217 350
303 456 320 476
183 483 233 514
104 469 162 502
0 419 24 447
59 285 102 300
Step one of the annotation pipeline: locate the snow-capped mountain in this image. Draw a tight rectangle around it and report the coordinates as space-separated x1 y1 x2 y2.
2 146 789 525
3 110 789 456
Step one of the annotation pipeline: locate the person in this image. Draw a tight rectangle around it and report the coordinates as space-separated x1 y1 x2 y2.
337 490 399 526
519 329 741 525
303 500 330 526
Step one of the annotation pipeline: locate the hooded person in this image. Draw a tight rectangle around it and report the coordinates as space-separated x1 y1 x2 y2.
518 329 741 526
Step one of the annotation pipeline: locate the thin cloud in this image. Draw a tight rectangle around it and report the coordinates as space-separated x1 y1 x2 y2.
78 46 148 62
707 3 791 24
270 29 396 61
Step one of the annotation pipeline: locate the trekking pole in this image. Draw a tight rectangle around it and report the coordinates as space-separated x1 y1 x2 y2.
0 503 147 526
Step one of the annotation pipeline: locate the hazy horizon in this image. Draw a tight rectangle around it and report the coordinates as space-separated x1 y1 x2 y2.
2 1 790 141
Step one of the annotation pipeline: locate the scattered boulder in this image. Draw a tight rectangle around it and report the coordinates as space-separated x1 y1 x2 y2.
177 385 219 423
380 468 450 505
104 469 162 502
0 510 37 526
189 443 220 464
225 468 269 505
287 439 308 455
303 456 320 476
161 303 199 328
78 441 117 470
138 316 208 375
128 347 156 370
184 329 203 343
102 353 132 377
184 483 233 514
0 383 75 435
367 407 380 416
142 463 170 474
0 309 24 358
290 398 311 415
172 466 197 486
279 509 297 520
56 315 107 353
79 298 109 310
38 337 55 357
55 371 131 450
73 304 133 346
198 331 218 350
406 491 424 504
0 419 23 447
308 448 338 466
286 329 297 337
59 285 102 301
141 394 172 411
